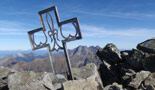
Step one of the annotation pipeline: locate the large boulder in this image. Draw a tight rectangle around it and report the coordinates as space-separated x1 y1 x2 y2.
121 49 144 71
143 55 155 72
142 73 155 90
98 63 119 86
129 71 151 89
8 72 66 90
63 79 102 90
137 39 155 53
97 43 122 65
63 63 103 90
129 72 155 90
0 67 15 90
97 43 127 86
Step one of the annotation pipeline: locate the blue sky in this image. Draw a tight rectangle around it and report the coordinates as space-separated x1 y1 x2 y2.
0 0 155 50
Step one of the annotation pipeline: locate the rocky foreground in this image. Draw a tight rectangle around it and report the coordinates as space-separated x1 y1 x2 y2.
97 39 155 90
0 63 103 90
1 39 155 90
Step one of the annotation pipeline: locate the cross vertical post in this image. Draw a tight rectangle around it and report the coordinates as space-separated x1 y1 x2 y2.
62 41 73 80
28 5 82 80
47 46 55 74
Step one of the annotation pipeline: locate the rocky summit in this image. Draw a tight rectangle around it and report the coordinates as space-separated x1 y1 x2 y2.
1 39 155 90
0 63 103 90
97 39 155 90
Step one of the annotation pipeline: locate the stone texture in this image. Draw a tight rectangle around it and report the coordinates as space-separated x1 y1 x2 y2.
8 71 66 90
142 73 155 90
122 69 136 86
63 79 102 90
143 55 155 72
98 63 121 86
0 67 15 90
0 64 103 90
129 71 151 89
104 83 123 90
97 43 126 86
137 39 155 53
97 43 122 65
63 63 103 90
121 49 144 71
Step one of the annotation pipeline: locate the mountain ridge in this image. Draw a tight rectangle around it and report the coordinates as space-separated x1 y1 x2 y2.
0 45 102 73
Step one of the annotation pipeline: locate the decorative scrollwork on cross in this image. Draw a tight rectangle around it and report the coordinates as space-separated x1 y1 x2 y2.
28 27 49 50
28 5 82 80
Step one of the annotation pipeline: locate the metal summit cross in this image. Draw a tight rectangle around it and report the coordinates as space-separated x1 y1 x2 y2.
28 6 82 80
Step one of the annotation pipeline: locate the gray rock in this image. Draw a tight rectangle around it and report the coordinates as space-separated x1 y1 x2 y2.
63 79 103 90
129 71 151 89
121 51 129 60
0 63 104 90
141 73 155 90
97 43 122 65
122 69 136 86
63 63 104 90
104 83 123 90
0 67 15 90
137 39 155 53
8 71 66 90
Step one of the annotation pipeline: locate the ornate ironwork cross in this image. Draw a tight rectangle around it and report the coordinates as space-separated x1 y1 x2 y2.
28 6 82 80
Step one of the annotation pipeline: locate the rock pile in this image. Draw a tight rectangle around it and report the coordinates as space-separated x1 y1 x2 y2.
0 63 103 90
97 39 155 90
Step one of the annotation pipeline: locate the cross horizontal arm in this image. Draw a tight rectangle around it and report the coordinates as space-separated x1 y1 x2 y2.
28 27 49 50
28 27 43 34
60 18 82 42
38 6 56 15
59 18 78 26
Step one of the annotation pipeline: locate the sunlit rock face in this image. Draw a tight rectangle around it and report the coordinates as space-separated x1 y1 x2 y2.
63 63 104 90
8 72 56 90
0 67 15 90
0 63 103 90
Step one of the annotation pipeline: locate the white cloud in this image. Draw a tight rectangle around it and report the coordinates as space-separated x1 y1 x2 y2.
73 10 155 20
0 20 31 35
0 20 154 40
81 24 155 38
